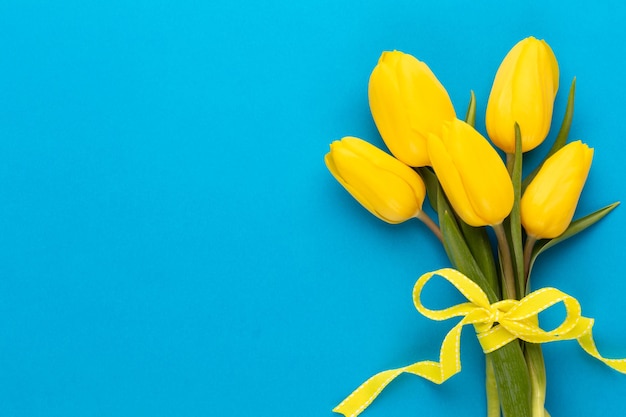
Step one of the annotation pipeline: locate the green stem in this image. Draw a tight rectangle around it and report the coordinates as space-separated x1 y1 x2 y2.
486 356 501 417
525 343 547 417
416 211 443 243
493 223 517 300
523 236 537 295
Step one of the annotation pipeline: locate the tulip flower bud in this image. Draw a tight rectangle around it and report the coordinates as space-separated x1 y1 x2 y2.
486 37 559 153
325 136 426 224
521 141 593 239
369 51 456 167
428 119 514 227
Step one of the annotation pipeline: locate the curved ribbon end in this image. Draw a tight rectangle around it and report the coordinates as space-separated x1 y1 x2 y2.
333 368 404 417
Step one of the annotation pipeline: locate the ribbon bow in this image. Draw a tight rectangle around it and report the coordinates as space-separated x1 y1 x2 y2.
334 268 626 417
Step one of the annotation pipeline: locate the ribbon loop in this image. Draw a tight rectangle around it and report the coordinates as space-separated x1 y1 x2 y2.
333 268 626 417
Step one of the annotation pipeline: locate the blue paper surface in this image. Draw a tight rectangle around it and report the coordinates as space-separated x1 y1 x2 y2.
1 1 625 416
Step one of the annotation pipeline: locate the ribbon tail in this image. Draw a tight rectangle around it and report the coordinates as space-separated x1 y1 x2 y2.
575 317 626 373
333 323 465 417
332 366 414 417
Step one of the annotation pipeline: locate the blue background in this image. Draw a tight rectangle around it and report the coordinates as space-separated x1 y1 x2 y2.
1 0 625 416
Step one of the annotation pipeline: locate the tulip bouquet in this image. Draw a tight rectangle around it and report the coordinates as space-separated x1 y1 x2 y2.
325 37 626 417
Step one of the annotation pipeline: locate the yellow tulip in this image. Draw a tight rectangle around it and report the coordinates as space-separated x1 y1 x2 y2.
521 141 593 239
427 119 514 227
486 37 559 153
369 50 456 167
325 136 426 224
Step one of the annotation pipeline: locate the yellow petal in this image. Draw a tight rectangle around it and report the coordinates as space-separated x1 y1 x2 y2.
486 37 559 153
427 131 487 226
369 51 455 167
429 120 513 227
325 137 426 224
521 141 593 238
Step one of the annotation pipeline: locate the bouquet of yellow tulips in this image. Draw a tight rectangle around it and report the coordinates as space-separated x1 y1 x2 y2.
325 37 625 417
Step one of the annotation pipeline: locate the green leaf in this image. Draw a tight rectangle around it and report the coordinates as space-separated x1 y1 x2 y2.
528 202 620 276
458 222 499 296
510 124 525 297
417 167 439 213
464 90 476 128
488 344 532 417
550 77 577 158
438 192 498 302
522 78 576 190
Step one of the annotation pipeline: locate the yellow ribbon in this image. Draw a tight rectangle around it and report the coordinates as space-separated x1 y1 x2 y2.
334 268 626 417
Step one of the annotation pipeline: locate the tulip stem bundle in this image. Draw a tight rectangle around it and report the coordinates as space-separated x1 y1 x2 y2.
522 236 537 286
493 223 517 300
325 37 624 417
